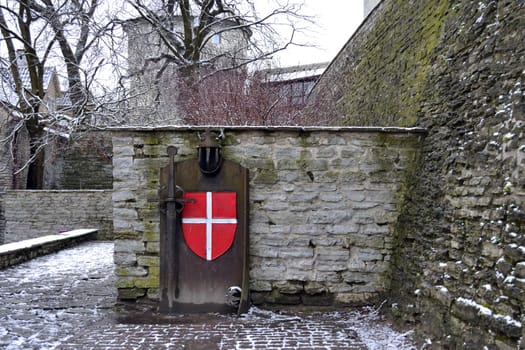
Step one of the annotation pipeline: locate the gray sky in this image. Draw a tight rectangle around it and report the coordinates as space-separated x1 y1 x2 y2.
275 1 365 66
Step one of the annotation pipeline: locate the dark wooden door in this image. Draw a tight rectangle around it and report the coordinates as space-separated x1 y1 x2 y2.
159 158 249 314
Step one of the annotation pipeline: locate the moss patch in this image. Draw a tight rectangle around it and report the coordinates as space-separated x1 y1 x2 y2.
336 0 451 126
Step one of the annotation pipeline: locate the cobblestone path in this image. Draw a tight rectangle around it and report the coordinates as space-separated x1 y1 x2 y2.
0 242 415 349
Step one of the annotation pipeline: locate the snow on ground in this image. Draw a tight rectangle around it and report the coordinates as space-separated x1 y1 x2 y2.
0 242 116 349
241 306 416 349
0 242 417 349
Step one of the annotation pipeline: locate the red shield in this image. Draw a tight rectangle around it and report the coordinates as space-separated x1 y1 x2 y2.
181 192 237 261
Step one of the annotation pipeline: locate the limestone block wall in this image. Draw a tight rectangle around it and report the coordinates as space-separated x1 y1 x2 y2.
111 126 423 305
2 190 113 243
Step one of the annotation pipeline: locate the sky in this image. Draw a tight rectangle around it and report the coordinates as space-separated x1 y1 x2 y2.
274 1 365 67
0 0 366 91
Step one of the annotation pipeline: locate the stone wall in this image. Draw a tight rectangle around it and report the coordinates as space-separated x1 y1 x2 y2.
111 126 423 305
308 0 451 127
0 109 13 192
0 130 112 244
2 190 113 243
43 132 113 190
0 229 97 269
310 0 524 348
0 112 30 190
0 109 31 244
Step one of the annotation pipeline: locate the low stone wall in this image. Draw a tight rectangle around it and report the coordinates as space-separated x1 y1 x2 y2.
2 190 113 243
0 229 97 269
111 126 424 305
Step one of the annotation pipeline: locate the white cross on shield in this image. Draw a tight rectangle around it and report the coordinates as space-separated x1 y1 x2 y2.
181 192 237 261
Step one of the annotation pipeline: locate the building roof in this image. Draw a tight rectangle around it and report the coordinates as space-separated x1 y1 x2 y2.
257 62 329 84
0 67 17 105
0 65 56 105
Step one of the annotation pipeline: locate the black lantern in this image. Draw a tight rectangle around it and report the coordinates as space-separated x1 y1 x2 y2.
198 130 222 175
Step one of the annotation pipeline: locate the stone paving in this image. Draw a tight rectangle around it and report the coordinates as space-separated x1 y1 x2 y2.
0 242 416 349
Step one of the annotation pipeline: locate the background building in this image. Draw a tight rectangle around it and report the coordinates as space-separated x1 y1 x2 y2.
123 16 251 126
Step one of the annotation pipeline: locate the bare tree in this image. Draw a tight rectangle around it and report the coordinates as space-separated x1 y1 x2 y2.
180 68 311 126
0 0 315 187
125 0 309 70
120 0 313 125
0 0 115 188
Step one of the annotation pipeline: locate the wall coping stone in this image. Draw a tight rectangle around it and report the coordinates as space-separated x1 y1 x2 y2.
105 125 428 134
0 229 97 269
5 190 110 193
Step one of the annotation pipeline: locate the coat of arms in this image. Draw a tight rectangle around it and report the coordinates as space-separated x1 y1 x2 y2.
181 192 237 261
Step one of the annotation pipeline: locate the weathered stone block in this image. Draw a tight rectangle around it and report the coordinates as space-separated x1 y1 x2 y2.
147 288 159 300
319 192 345 203
278 247 313 259
359 223 389 236
250 280 273 292
515 262 525 278
430 286 454 308
348 235 384 249
146 242 160 253
481 242 503 259
304 281 328 295
316 262 347 272
118 288 146 300
252 169 279 184
342 272 379 284
250 245 279 258
316 148 337 158
350 246 384 262
114 252 137 266
315 247 349 261
505 244 525 263
309 210 351 224
114 239 145 253
112 145 135 157
112 157 133 169
274 280 304 294
134 274 159 289
250 264 286 280
137 255 160 267
326 224 360 235
283 269 313 281
115 266 148 277
113 208 138 220
115 276 138 288
142 230 159 242
288 192 318 203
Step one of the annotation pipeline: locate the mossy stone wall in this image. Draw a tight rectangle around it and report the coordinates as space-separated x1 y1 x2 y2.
308 0 449 126
310 0 524 348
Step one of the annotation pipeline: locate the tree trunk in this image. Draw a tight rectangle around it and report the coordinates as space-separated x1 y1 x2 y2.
25 119 45 189
26 141 45 189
